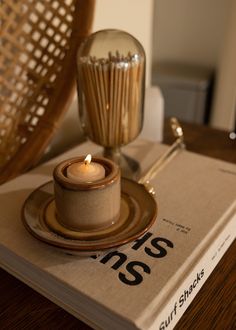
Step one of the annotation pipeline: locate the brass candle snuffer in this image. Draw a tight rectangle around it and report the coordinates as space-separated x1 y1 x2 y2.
139 117 185 195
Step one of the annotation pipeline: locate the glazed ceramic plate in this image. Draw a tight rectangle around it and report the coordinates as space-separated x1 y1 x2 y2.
22 179 157 254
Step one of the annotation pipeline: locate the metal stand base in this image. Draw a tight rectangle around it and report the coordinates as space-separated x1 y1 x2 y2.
103 147 141 180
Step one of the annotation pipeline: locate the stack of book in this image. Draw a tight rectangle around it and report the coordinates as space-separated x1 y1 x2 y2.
0 140 235 329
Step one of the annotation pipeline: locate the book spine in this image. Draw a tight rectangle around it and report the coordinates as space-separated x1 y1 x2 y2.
148 213 236 330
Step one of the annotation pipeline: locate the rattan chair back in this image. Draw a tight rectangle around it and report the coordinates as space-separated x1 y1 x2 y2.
0 0 95 184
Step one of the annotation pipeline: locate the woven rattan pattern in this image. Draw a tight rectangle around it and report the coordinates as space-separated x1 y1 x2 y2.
0 0 95 184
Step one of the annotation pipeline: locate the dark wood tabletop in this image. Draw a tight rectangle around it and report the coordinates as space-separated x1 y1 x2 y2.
0 120 236 329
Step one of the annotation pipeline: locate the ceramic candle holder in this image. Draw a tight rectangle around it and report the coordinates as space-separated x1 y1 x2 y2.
53 156 121 231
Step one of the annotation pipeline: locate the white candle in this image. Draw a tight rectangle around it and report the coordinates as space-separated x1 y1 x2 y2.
67 154 105 183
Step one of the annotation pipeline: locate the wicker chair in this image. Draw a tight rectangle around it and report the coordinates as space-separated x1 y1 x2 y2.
0 0 95 184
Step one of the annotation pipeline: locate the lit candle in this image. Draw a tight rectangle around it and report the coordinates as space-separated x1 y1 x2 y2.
66 154 105 183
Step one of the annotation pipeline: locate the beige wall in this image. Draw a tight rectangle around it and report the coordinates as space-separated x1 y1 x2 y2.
152 0 231 68
152 0 235 129
92 0 154 85
211 0 236 130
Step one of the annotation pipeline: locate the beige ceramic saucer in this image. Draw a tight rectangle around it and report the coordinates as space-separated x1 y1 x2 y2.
22 179 157 255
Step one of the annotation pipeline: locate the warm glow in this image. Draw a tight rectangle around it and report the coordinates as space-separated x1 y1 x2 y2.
84 154 92 165
67 154 105 182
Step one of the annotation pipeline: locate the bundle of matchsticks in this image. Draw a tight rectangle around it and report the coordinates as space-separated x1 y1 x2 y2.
78 52 145 147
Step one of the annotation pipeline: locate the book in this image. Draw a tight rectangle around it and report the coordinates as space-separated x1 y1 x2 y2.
0 140 235 330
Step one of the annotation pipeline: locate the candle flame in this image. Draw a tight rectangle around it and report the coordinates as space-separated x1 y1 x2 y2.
84 154 92 165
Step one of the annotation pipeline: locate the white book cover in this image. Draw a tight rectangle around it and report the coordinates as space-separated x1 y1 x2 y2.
0 140 235 330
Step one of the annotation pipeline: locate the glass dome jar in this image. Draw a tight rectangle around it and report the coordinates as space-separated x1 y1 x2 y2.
76 29 146 148
76 29 145 178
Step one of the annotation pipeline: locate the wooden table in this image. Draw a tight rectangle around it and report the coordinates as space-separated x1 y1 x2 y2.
0 121 236 329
